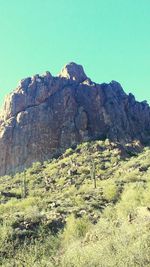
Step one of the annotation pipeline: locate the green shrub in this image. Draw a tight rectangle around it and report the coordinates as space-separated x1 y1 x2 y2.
62 215 91 246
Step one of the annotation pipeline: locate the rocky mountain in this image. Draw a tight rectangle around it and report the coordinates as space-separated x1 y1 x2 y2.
0 62 150 175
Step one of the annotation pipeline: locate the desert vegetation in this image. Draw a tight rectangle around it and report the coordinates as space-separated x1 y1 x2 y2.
0 140 150 266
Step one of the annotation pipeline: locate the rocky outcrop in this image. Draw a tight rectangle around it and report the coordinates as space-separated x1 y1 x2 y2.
0 62 150 175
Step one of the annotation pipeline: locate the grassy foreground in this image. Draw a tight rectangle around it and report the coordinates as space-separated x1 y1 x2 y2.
0 140 150 266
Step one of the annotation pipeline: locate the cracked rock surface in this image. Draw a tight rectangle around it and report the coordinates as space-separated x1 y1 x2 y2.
0 62 150 175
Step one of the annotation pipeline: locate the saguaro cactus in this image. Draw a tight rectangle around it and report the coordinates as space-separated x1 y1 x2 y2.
22 172 27 198
90 160 96 189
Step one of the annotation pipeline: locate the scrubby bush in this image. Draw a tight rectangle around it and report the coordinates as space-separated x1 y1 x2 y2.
62 215 92 246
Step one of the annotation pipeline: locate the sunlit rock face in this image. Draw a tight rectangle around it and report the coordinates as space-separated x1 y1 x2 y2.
0 62 150 175
58 62 87 83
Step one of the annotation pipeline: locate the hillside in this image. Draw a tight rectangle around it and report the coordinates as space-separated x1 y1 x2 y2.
1 140 150 266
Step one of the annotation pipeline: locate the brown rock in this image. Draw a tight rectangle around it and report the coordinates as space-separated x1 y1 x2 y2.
0 62 150 175
58 62 87 83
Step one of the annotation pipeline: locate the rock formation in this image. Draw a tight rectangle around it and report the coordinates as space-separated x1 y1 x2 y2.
0 62 150 175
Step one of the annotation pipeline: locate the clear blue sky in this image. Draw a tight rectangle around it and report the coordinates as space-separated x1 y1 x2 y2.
0 0 150 106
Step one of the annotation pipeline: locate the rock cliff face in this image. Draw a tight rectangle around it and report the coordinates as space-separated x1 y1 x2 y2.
0 62 150 175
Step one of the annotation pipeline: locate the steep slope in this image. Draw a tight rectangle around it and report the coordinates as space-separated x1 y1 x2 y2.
0 62 150 175
0 141 150 266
